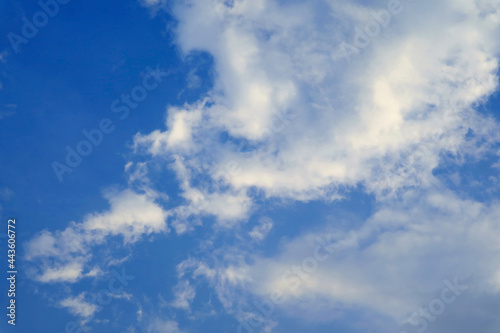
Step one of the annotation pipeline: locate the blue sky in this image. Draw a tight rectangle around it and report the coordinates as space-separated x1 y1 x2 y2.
1 0 500 332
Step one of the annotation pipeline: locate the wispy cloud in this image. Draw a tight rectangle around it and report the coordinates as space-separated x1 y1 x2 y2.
147 318 184 333
170 280 196 311
26 188 169 283
60 293 98 318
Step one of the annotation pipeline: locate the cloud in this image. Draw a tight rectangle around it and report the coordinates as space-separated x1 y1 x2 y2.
186 68 201 90
147 319 184 333
133 0 500 223
156 153 253 232
60 293 98 318
170 280 196 311
172 188 500 331
37 261 95 283
26 0 500 331
82 188 168 242
249 216 273 241
127 2 500 328
248 190 497 317
26 188 169 283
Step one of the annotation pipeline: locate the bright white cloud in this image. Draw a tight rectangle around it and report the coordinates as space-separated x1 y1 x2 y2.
129 2 500 330
82 188 168 243
26 189 169 283
27 0 500 330
134 0 500 221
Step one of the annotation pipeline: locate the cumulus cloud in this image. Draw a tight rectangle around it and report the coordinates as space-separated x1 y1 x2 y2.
26 189 169 283
26 0 500 330
128 1 500 330
134 0 500 219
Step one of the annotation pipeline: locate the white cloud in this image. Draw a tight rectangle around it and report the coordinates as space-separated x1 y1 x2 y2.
161 154 253 232
173 189 500 331
82 188 168 243
128 3 500 328
170 280 196 310
60 293 98 318
27 0 500 331
26 189 169 283
148 319 184 333
133 0 500 221
38 261 87 284
249 216 273 241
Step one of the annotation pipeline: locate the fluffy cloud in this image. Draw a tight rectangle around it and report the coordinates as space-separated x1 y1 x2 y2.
26 189 169 283
134 0 500 219
26 0 500 330
129 1 500 330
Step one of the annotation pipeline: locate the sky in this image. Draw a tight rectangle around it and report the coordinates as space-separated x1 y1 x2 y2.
1 0 500 332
